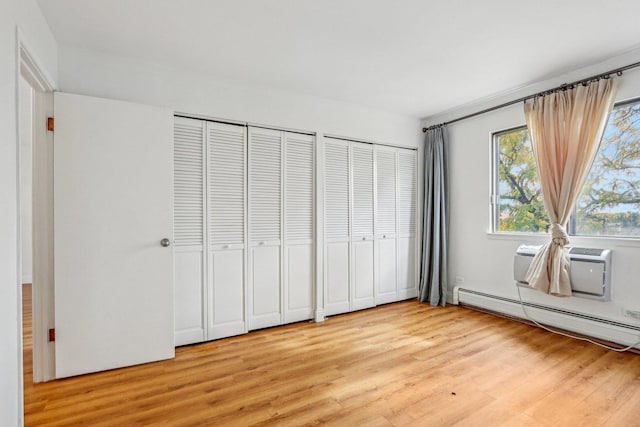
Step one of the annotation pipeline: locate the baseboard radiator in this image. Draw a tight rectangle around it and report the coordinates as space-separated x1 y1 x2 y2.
453 287 640 348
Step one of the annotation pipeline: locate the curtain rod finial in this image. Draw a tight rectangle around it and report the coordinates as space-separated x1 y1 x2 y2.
422 127 427 133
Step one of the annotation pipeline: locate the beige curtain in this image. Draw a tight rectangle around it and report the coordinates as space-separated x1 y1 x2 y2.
524 78 618 296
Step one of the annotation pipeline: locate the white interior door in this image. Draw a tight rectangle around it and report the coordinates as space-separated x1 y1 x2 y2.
54 92 174 378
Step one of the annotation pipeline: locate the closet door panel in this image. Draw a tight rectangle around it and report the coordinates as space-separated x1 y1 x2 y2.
284 244 313 323
284 133 314 323
209 248 245 339
324 140 351 316
174 117 206 345
376 238 397 304
174 249 205 346
248 128 283 329
350 142 374 310
250 245 281 330
207 122 247 339
285 134 314 241
352 239 374 310
397 149 418 299
397 149 417 237
398 237 417 298
208 123 246 246
249 128 282 243
325 241 350 316
375 147 398 304
325 140 350 240
375 148 397 237
351 143 374 238
174 118 205 247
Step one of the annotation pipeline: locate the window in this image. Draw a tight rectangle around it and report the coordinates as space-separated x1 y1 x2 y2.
493 126 548 233
575 100 640 237
493 98 640 237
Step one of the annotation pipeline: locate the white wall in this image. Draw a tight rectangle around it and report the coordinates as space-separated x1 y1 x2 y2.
424 53 640 331
19 75 32 284
59 46 422 148
0 0 57 424
58 45 424 318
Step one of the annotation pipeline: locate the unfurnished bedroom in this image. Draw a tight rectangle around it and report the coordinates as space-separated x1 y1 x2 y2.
3 1 640 425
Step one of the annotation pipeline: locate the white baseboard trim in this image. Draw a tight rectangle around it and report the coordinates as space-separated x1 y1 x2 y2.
448 288 458 305
455 288 640 348
314 308 325 323
22 275 33 284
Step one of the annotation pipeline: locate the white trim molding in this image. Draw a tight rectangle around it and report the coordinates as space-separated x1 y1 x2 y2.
19 36 56 383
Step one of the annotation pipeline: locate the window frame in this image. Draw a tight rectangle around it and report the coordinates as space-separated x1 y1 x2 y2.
490 97 640 239
490 128 501 234
490 125 544 234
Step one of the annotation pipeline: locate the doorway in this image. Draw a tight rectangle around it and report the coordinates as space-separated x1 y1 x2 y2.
19 73 34 387
18 43 56 386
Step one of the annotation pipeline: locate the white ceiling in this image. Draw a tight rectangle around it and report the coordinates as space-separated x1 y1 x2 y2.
38 0 640 118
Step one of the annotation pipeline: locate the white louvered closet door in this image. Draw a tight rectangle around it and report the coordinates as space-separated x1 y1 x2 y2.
248 127 283 330
173 117 206 346
324 139 351 316
350 142 375 311
207 121 247 340
375 146 399 305
397 148 418 299
284 132 315 324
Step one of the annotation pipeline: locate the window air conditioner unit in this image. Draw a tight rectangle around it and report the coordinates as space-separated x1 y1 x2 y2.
514 244 612 301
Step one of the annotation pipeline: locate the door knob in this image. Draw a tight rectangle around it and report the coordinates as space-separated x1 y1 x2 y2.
160 238 171 247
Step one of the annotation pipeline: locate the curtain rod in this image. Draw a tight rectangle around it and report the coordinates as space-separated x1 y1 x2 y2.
422 59 640 133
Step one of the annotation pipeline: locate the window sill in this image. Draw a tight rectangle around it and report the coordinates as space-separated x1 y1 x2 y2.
486 231 640 248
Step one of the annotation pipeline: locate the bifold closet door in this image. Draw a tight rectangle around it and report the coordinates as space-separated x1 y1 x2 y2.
174 119 246 344
174 117 206 346
375 146 398 305
207 122 247 340
248 128 283 330
324 139 351 316
284 133 315 323
397 149 418 299
351 142 375 311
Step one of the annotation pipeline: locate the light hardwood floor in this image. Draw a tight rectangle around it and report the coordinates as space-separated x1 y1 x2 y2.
23 284 640 426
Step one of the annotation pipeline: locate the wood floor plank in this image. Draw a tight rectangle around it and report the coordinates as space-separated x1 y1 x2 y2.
22 285 640 426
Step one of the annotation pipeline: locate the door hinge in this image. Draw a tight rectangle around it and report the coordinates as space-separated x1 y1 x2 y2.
47 117 54 132
48 328 55 342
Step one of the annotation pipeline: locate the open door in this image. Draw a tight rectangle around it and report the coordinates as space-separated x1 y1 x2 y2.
54 92 174 378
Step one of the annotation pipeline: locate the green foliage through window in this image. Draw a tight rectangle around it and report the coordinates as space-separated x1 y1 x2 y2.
575 101 640 237
495 128 549 232
493 98 640 237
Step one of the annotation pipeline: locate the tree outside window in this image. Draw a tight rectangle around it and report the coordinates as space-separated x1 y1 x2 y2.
576 101 640 237
495 127 548 233
494 99 640 237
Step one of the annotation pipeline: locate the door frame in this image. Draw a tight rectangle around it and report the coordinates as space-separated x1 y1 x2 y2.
17 34 57 384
